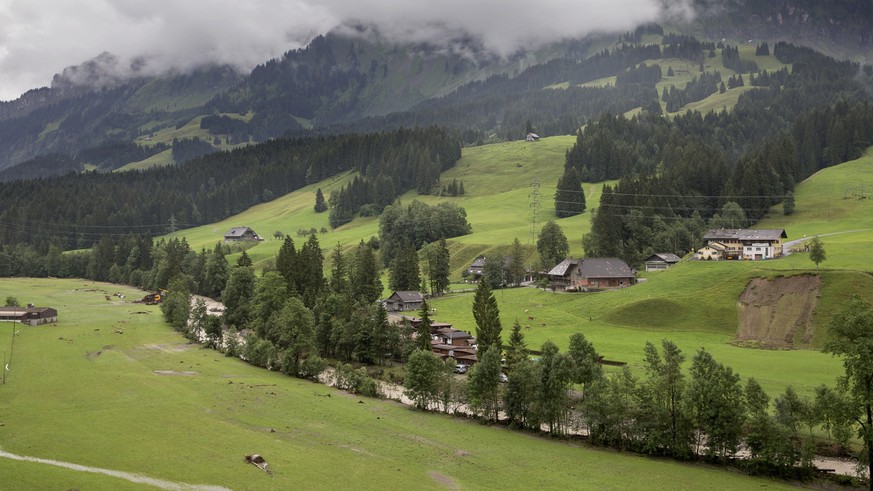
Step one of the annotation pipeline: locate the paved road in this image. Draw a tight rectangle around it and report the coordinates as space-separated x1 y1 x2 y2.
783 228 873 255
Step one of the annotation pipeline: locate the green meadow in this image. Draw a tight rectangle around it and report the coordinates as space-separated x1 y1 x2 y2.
0 278 798 490
154 137 873 400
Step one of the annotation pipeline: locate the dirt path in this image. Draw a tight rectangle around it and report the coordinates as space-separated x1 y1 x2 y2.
0 447 231 491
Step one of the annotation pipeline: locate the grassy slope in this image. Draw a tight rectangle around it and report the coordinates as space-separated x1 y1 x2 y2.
0 278 795 491
162 142 873 399
171 136 586 270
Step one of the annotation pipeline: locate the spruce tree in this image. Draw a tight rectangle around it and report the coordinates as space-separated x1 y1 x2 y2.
472 278 502 357
416 299 433 352
314 188 328 213
505 320 528 373
276 235 298 293
329 242 348 294
351 240 383 304
236 250 253 267
507 238 526 286
554 167 586 218
427 237 450 296
389 240 420 292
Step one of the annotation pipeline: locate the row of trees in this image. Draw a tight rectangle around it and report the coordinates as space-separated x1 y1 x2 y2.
404 292 873 483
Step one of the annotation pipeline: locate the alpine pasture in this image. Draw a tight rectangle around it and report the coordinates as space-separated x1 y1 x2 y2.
0 278 797 490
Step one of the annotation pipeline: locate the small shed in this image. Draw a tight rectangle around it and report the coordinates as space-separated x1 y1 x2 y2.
644 253 682 271
383 291 424 312
525 133 540 142
224 227 264 243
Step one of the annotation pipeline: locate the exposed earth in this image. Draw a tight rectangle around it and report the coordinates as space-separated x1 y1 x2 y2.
736 274 821 348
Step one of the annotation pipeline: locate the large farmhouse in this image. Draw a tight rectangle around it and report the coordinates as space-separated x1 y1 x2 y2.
0 306 58 326
224 227 264 243
547 258 636 291
698 228 787 260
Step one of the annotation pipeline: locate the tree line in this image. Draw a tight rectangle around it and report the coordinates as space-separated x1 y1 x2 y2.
404 290 873 485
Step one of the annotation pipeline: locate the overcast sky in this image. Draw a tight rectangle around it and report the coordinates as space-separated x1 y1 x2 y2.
0 0 688 101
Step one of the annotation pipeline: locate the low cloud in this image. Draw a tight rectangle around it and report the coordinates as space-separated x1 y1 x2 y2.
0 0 690 101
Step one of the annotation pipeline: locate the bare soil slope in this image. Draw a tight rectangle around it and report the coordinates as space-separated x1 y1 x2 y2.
736 274 821 348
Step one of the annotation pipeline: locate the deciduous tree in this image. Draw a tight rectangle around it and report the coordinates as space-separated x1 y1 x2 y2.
404 349 445 410
809 237 826 270
824 294 873 488
537 221 569 269
467 347 503 422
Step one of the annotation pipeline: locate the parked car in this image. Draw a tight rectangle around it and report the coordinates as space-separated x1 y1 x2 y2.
498 372 509 383
454 364 468 374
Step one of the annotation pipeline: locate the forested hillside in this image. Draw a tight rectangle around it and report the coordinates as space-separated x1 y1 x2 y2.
0 126 460 251
2 1 870 178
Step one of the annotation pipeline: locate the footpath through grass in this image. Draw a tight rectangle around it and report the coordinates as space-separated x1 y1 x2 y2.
0 278 799 490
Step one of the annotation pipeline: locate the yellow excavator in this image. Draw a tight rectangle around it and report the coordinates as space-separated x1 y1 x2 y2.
140 288 168 305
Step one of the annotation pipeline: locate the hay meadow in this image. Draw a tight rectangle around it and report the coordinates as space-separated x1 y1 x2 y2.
0 278 799 490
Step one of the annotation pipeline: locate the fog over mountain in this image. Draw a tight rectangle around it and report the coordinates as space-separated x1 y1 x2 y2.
0 0 688 101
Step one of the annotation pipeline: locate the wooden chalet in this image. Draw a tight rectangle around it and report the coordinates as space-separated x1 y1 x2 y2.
643 252 682 271
223 227 264 243
0 306 58 326
383 291 424 312
698 228 787 260
431 342 478 367
547 258 636 291
433 327 475 347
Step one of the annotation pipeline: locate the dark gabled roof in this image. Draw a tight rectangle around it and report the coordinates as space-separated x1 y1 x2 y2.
547 259 577 277
703 228 787 241
225 226 256 237
388 291 424 303
577 258 635 279
0 306 56 317
469 257 486 269
644 253 682 263
442 330 473 340
0 307 27 317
